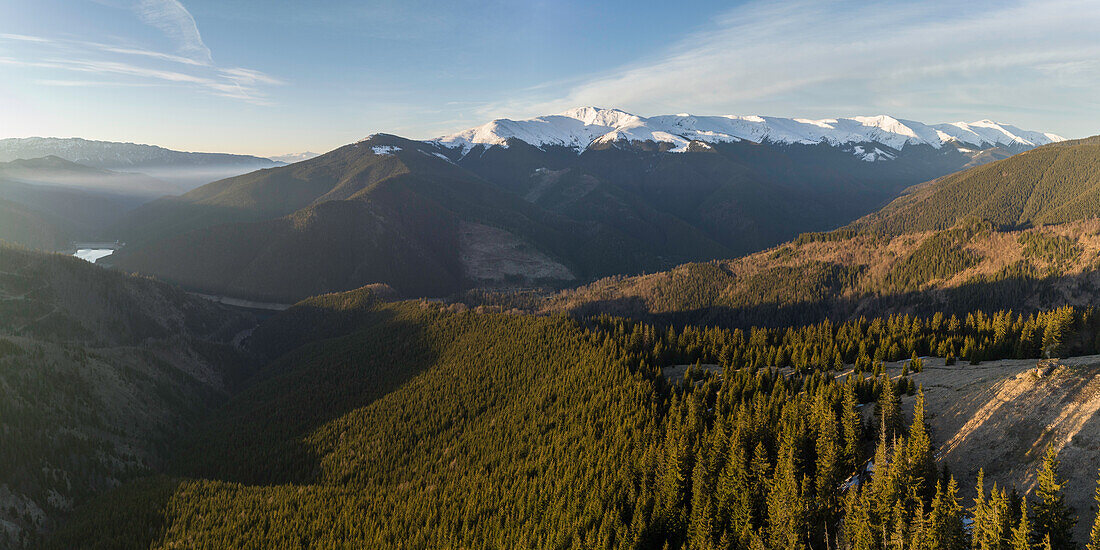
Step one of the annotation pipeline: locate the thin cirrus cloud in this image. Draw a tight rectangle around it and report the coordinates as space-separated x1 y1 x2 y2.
1 0 280 104
132 0 212 64
474 0 1100 136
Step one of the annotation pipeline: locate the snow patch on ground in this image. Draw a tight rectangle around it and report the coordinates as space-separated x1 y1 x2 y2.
74 249 114 263
371 145 401 156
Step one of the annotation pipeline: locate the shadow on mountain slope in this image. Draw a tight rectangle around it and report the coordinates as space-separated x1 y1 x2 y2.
173 303 437 487
561 270 1100 333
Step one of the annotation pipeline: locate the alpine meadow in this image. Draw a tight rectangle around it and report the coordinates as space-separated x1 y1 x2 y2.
3 1 1100 549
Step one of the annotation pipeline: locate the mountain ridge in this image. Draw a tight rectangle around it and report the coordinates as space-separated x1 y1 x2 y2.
106 121 1069 302
0 137 280 168
433 107 1065 157
524 135 1100 326
0 137 285 192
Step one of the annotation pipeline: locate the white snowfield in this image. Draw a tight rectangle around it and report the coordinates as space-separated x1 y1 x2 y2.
370 145 402 156
74 249 114 264
434 107 1065 159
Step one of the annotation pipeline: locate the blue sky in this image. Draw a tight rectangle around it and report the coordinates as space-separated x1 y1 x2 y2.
1 0 1097 156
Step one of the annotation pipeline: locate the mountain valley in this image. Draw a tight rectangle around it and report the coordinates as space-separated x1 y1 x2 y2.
101 109 1064 303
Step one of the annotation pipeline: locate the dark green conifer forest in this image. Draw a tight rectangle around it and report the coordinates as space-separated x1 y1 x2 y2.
39 293 1100 549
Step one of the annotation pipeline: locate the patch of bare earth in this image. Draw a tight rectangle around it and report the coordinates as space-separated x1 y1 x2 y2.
458 221 574 283
889 356 1100 541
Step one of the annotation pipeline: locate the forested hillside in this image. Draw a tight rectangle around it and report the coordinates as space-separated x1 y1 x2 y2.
0 158 152 250
0 246 251 547
853 136 1100 235
42 285 1100 549
0 198 67 250
526 136 1100 329
109 135 729 302
538 217 1100 329
104 122 1049 303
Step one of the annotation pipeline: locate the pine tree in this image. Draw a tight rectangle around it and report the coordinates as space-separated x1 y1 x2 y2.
1033 446 1075 550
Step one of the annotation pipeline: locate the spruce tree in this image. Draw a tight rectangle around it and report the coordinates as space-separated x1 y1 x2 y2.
907 390 935 502
889 498 909 550
815 403 842 521
929 476 966 550
1010 499 1032 550
656 427 691 539
979 485 1009 550
844 489 876 550
911 352 924 373
876 376 902 440
748 441 771 532
871 417 894 522
1033 446 1075 550
842 382 863 473
717 447 750 535
689 457 715 550
972 470 990 550
766 439 806 550
911 497 930 550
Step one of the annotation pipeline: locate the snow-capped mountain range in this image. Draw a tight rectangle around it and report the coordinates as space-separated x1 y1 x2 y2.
435 107 1065 159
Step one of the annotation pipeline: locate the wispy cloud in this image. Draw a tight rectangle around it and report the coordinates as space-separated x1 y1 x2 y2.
96 44 207 66
475 0 1100 134
132 0 212 64
0 33 51 43
0 1 281 104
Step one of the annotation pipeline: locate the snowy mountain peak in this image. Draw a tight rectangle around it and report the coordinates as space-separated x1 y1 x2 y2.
555 106 640 127
433 108 1065 159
